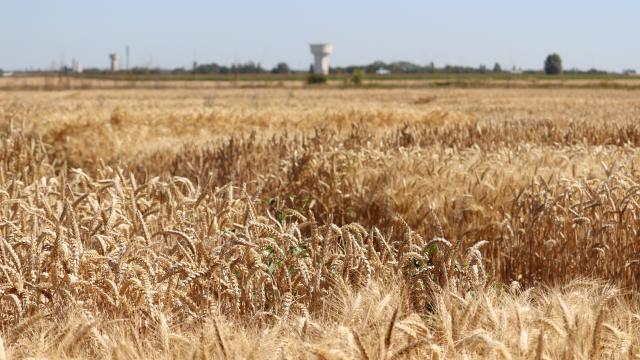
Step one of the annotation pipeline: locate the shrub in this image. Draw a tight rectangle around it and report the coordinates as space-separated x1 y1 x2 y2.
350 69 365 85
307 73 328 84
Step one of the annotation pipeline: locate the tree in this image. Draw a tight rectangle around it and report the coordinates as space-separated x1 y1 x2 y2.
193 62 228 74
365 60 386 74
493 63 502 73
271 62 290 74
350 69 364 85
544 53 563 75
387 61 422 73
230 61 265 74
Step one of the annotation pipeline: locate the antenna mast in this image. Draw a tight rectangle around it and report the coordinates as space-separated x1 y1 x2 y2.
126 46 130 70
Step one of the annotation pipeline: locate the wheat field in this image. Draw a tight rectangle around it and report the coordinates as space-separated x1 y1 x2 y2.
1 86 640 359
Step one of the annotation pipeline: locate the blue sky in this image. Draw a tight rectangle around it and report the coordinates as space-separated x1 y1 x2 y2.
2 0 639 71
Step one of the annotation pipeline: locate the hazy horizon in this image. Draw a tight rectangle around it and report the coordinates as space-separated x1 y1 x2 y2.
3 0 639 72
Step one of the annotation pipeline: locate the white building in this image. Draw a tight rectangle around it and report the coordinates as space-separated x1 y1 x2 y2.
71 59 83 73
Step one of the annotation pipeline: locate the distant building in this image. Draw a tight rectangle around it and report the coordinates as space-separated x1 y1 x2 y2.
623 69 637 76
109 53 119 72
376 68 390 75
71 59 83 73
508 66 523 74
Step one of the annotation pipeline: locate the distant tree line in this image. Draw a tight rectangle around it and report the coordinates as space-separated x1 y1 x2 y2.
82 62 271 75
69 54 620 76
192 61 268 74
330 61 509 74
80 60 512 75
81 61 281 75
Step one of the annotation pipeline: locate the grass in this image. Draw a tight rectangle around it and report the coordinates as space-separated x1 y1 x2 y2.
2 73 640 91
0 87 640 358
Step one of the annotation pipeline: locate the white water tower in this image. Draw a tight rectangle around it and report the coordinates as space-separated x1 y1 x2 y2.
309 43 333 75
109 53 119 72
